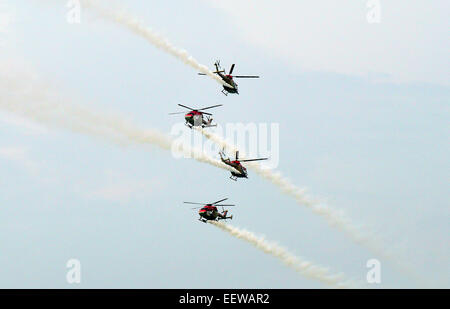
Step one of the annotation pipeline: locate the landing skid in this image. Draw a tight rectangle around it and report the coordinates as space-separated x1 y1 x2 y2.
221 89 229 96
229 175 237 181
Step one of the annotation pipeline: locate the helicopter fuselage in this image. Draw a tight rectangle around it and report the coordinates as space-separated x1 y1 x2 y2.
229 160 248 178
221 75 238 94
184 110 212 128
198 205 232 222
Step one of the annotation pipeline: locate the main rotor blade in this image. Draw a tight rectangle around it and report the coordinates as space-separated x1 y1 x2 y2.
211 198 228 205
198 104 222 111
168 112 186 115
202 112 212 116
183 202 207 205
229 64 235 75
240 158 269 162
233 76 260 78
178 104 195 111
215 204 235 207
198 73 207 75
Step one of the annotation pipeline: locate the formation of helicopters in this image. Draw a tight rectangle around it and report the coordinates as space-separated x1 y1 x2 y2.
175 60 265 223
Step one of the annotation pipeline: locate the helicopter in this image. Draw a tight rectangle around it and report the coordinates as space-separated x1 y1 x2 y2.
198 61 260 96
184 198 235 223
169 104 222 128
219 149 268 181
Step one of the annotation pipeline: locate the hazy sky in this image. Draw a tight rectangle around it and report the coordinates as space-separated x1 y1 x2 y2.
0 0 448 288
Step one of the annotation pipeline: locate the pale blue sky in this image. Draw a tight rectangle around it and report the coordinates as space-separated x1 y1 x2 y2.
0 0 448 288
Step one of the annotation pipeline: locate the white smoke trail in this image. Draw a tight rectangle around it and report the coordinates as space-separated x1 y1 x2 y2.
0 61 235 173
196 128 389 252
209 221 356 288
79 0 231 88
196 128 434 286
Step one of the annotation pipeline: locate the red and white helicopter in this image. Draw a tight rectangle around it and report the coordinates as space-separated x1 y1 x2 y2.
184 198 235 223
169 104 222 128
